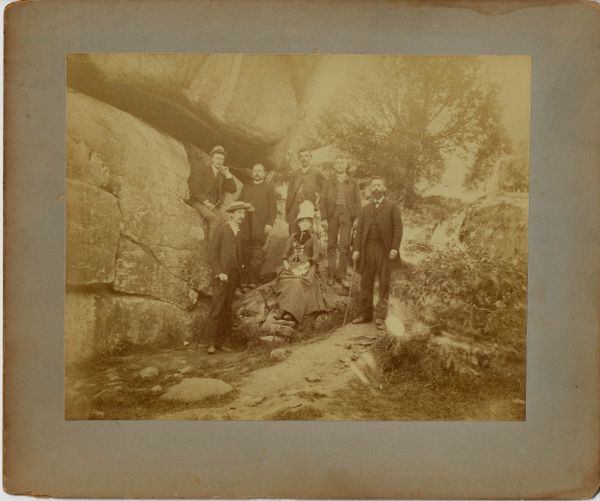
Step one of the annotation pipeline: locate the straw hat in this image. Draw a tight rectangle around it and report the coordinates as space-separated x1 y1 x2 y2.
226 201 254 213
295 200 315 221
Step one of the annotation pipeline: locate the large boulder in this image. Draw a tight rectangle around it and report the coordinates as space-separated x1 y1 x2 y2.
184 54 298 145
67 90 190 199
430 194 528 260
73 54 301 147
113 238 199 310
66 89 211 302
66 179 121 284
65 292 209 364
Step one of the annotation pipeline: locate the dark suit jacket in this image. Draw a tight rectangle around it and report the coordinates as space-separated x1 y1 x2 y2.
354 198 403 272
239 181 277 244
319 175 362 221
188 153 236 205
285 166 325 220
208 222 243 277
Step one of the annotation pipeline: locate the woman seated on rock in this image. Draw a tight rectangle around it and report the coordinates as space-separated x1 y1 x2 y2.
275 201 330 324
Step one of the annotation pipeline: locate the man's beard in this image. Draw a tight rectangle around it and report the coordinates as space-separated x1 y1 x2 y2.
372 189 383 199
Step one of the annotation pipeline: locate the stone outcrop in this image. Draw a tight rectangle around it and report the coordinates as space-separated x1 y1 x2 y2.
430 194 528 260
64 55 341 364
66 179 121 285
65 292 208 363
67 53 315 170
66 89 216 362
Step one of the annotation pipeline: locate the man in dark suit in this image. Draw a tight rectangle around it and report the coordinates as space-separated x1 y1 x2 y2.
320 156 362 288
204 201 254 354
351 177 403 329
285 148 325 234
239 163 278 287
188 145 237 238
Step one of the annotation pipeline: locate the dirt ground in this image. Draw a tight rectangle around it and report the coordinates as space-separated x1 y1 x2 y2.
66 319 524 421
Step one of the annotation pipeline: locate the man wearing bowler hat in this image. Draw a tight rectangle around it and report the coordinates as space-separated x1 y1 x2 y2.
188 145 237 238
203 201 254 354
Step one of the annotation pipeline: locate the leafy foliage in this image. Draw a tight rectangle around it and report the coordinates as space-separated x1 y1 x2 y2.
396 245 527 350
317 57 511 206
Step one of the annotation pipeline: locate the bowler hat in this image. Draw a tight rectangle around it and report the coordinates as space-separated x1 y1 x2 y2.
209 145 227 158
226 201 254 213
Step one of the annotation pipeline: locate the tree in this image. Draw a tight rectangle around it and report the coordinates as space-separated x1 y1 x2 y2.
316 56 511 207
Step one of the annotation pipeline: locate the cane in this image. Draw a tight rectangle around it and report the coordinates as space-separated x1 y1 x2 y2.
343 258 357 327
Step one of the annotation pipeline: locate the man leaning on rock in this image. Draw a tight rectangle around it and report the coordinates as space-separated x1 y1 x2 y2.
188 145 237 239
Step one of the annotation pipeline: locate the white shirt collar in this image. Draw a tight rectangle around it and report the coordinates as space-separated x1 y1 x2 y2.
300 165 310 174
373 197 384 206
253 179 264 185
228 221 240 236
211 164 220 177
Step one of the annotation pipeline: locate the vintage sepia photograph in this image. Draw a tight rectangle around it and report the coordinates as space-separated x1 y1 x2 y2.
65 53 530 421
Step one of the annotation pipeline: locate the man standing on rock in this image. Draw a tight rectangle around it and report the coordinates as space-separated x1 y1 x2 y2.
204 201 254 354
320 155 362 289
188 145 237 238
285 148 325 235
239 163 277 288
351 177 403 329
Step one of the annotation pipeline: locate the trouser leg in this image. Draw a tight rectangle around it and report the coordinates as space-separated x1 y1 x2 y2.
375 253 391 321
336 209 352 280
211 270 239 348
287 205 300 235
327 214 340 277
204 279 230 347
249 243 265 284
191 201 222 239
359 241 381 320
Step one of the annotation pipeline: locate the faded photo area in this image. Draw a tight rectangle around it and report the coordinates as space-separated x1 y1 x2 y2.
65 54 529 421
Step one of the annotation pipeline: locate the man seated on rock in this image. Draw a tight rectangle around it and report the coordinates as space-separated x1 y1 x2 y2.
285 148 326 235
188 145 237 239
320 155 362 290
204 201 254 355
239 163 277 289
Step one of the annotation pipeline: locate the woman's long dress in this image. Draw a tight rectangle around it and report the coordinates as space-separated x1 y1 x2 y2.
276 230 330 322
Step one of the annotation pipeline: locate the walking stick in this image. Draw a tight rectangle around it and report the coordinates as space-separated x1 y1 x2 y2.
343 258 357 327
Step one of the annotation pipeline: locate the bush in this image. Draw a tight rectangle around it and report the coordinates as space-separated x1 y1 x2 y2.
395 245 527 350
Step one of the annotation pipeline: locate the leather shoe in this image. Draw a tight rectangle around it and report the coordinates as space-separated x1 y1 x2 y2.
207 345 216 355
351 316 372 324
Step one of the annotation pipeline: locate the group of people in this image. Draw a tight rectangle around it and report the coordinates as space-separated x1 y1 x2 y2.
188 145 403 354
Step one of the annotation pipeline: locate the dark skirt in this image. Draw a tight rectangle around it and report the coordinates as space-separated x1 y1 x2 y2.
276 265 330 322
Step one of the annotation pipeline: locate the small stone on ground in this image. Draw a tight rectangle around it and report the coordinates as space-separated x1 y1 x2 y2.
139 366 159 379
161 378 234 403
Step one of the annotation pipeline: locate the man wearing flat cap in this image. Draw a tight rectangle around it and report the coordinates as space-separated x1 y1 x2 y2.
203 201 254 354
188 145 237 238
